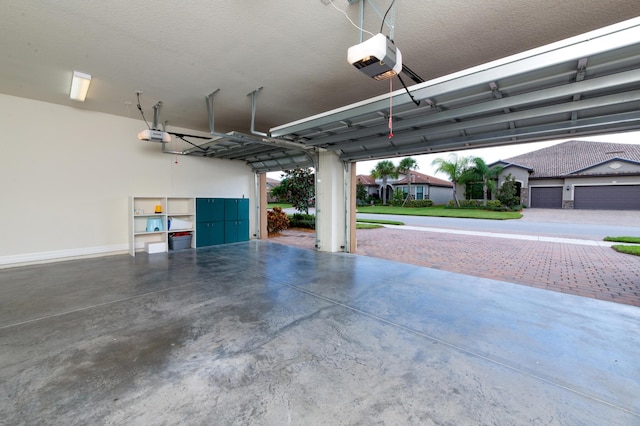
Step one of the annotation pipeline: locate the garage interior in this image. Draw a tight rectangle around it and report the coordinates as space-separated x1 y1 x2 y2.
1 1 640 423
3 242 639 424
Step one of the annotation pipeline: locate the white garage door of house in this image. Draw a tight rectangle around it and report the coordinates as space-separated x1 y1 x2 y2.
574 185 640 210
530 187 563 208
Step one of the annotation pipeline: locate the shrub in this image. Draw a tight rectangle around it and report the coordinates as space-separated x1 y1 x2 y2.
460 200 481 208
496 174 520 208
446 199 484 209
267 207 290 234
289 213 315 229
390 188 405 206
356 182 368 205
405 199 434 207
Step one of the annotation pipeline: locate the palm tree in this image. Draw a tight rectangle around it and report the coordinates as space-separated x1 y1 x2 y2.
431 154 472 207
370 160 398 205
397 157 419 205
460 157 504 206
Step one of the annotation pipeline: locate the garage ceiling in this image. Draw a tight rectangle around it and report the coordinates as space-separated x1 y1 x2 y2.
2 1 640 171
272 18 640 163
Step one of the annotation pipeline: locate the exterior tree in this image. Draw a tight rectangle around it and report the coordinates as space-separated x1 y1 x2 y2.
356 181 368 205
276 168 315 214
270 178 289 202
370 160 398 205
496 174 520 208
431 154 472 207
397 157 419 205
391 187 405 206
461 157 503 206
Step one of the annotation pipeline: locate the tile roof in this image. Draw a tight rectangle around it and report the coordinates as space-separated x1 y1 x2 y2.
395 170 453 187
357 171 453 187
266 177 281 186
356 175 377 185
500 140 640 178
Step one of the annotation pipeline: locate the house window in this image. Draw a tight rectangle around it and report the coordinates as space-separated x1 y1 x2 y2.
466 183 483 200
416 186 424 200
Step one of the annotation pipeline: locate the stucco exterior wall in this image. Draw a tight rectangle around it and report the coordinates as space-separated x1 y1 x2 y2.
498 166 530 188
578 160 640 175
429 186 454 205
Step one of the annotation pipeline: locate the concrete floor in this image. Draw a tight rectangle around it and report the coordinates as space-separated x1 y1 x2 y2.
1 242 639 425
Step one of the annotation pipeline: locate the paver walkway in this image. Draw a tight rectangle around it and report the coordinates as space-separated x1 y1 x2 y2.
270 225 640 307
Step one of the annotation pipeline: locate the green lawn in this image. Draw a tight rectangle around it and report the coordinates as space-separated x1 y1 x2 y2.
604 236 640 244
611 245 640 256
605 236 640 257
356 205 522 220
356 223 383 229
356 218 405 226
267 202 293 209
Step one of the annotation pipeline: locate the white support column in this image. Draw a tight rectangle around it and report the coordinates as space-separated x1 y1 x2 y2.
348 162 357 253
315 151 352 253
258 173 268 239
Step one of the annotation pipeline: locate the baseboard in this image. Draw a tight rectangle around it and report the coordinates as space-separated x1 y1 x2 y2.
0 244 129 269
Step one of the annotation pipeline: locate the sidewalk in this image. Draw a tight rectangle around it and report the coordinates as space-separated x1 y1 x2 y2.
381 224 626 247
270 224 640 307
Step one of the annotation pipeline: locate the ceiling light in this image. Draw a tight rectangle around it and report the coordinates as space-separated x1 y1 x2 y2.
69 71 92 101
347 33 402 81
138 129 171 143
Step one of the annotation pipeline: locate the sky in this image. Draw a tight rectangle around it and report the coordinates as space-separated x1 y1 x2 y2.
267 131 640 181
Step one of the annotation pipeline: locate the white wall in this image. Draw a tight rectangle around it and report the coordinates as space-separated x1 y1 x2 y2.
0 94 255 266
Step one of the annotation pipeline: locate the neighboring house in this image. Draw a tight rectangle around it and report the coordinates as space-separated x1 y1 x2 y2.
356 174 379 202
357 171 453 205
485 140 640 209
266 177 280 203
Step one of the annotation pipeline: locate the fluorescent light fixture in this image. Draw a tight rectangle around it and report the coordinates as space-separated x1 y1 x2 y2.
69 71 92 101
347 33 402 81
138 129 171 143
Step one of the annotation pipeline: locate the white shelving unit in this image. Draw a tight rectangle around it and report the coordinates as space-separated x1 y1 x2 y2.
167 197 195 233
129 196 195 256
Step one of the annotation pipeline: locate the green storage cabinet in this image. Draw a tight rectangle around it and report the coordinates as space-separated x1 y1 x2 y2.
224 198 250 220
196 197 249 246
238 199 249 221
196 221 225 246
235 199 249 242
224 220 250 243
224 221 239 243
196 198 225 222
224 199 236 220
223 198 249 243
238 219 249 240
196 198 225 247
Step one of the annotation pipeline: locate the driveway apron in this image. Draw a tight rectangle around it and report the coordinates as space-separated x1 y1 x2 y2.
270 209 640 307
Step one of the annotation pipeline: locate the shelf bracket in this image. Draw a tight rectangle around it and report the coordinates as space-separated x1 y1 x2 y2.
352 0 396 42
247 87 268 137
205 89 221 134
151 101 163 130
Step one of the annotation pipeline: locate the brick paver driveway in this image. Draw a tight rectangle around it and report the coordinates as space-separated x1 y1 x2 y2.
270 210 640 307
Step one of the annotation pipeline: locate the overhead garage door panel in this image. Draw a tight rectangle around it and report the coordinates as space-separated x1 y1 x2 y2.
574 185 640 210
531 187 563 208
